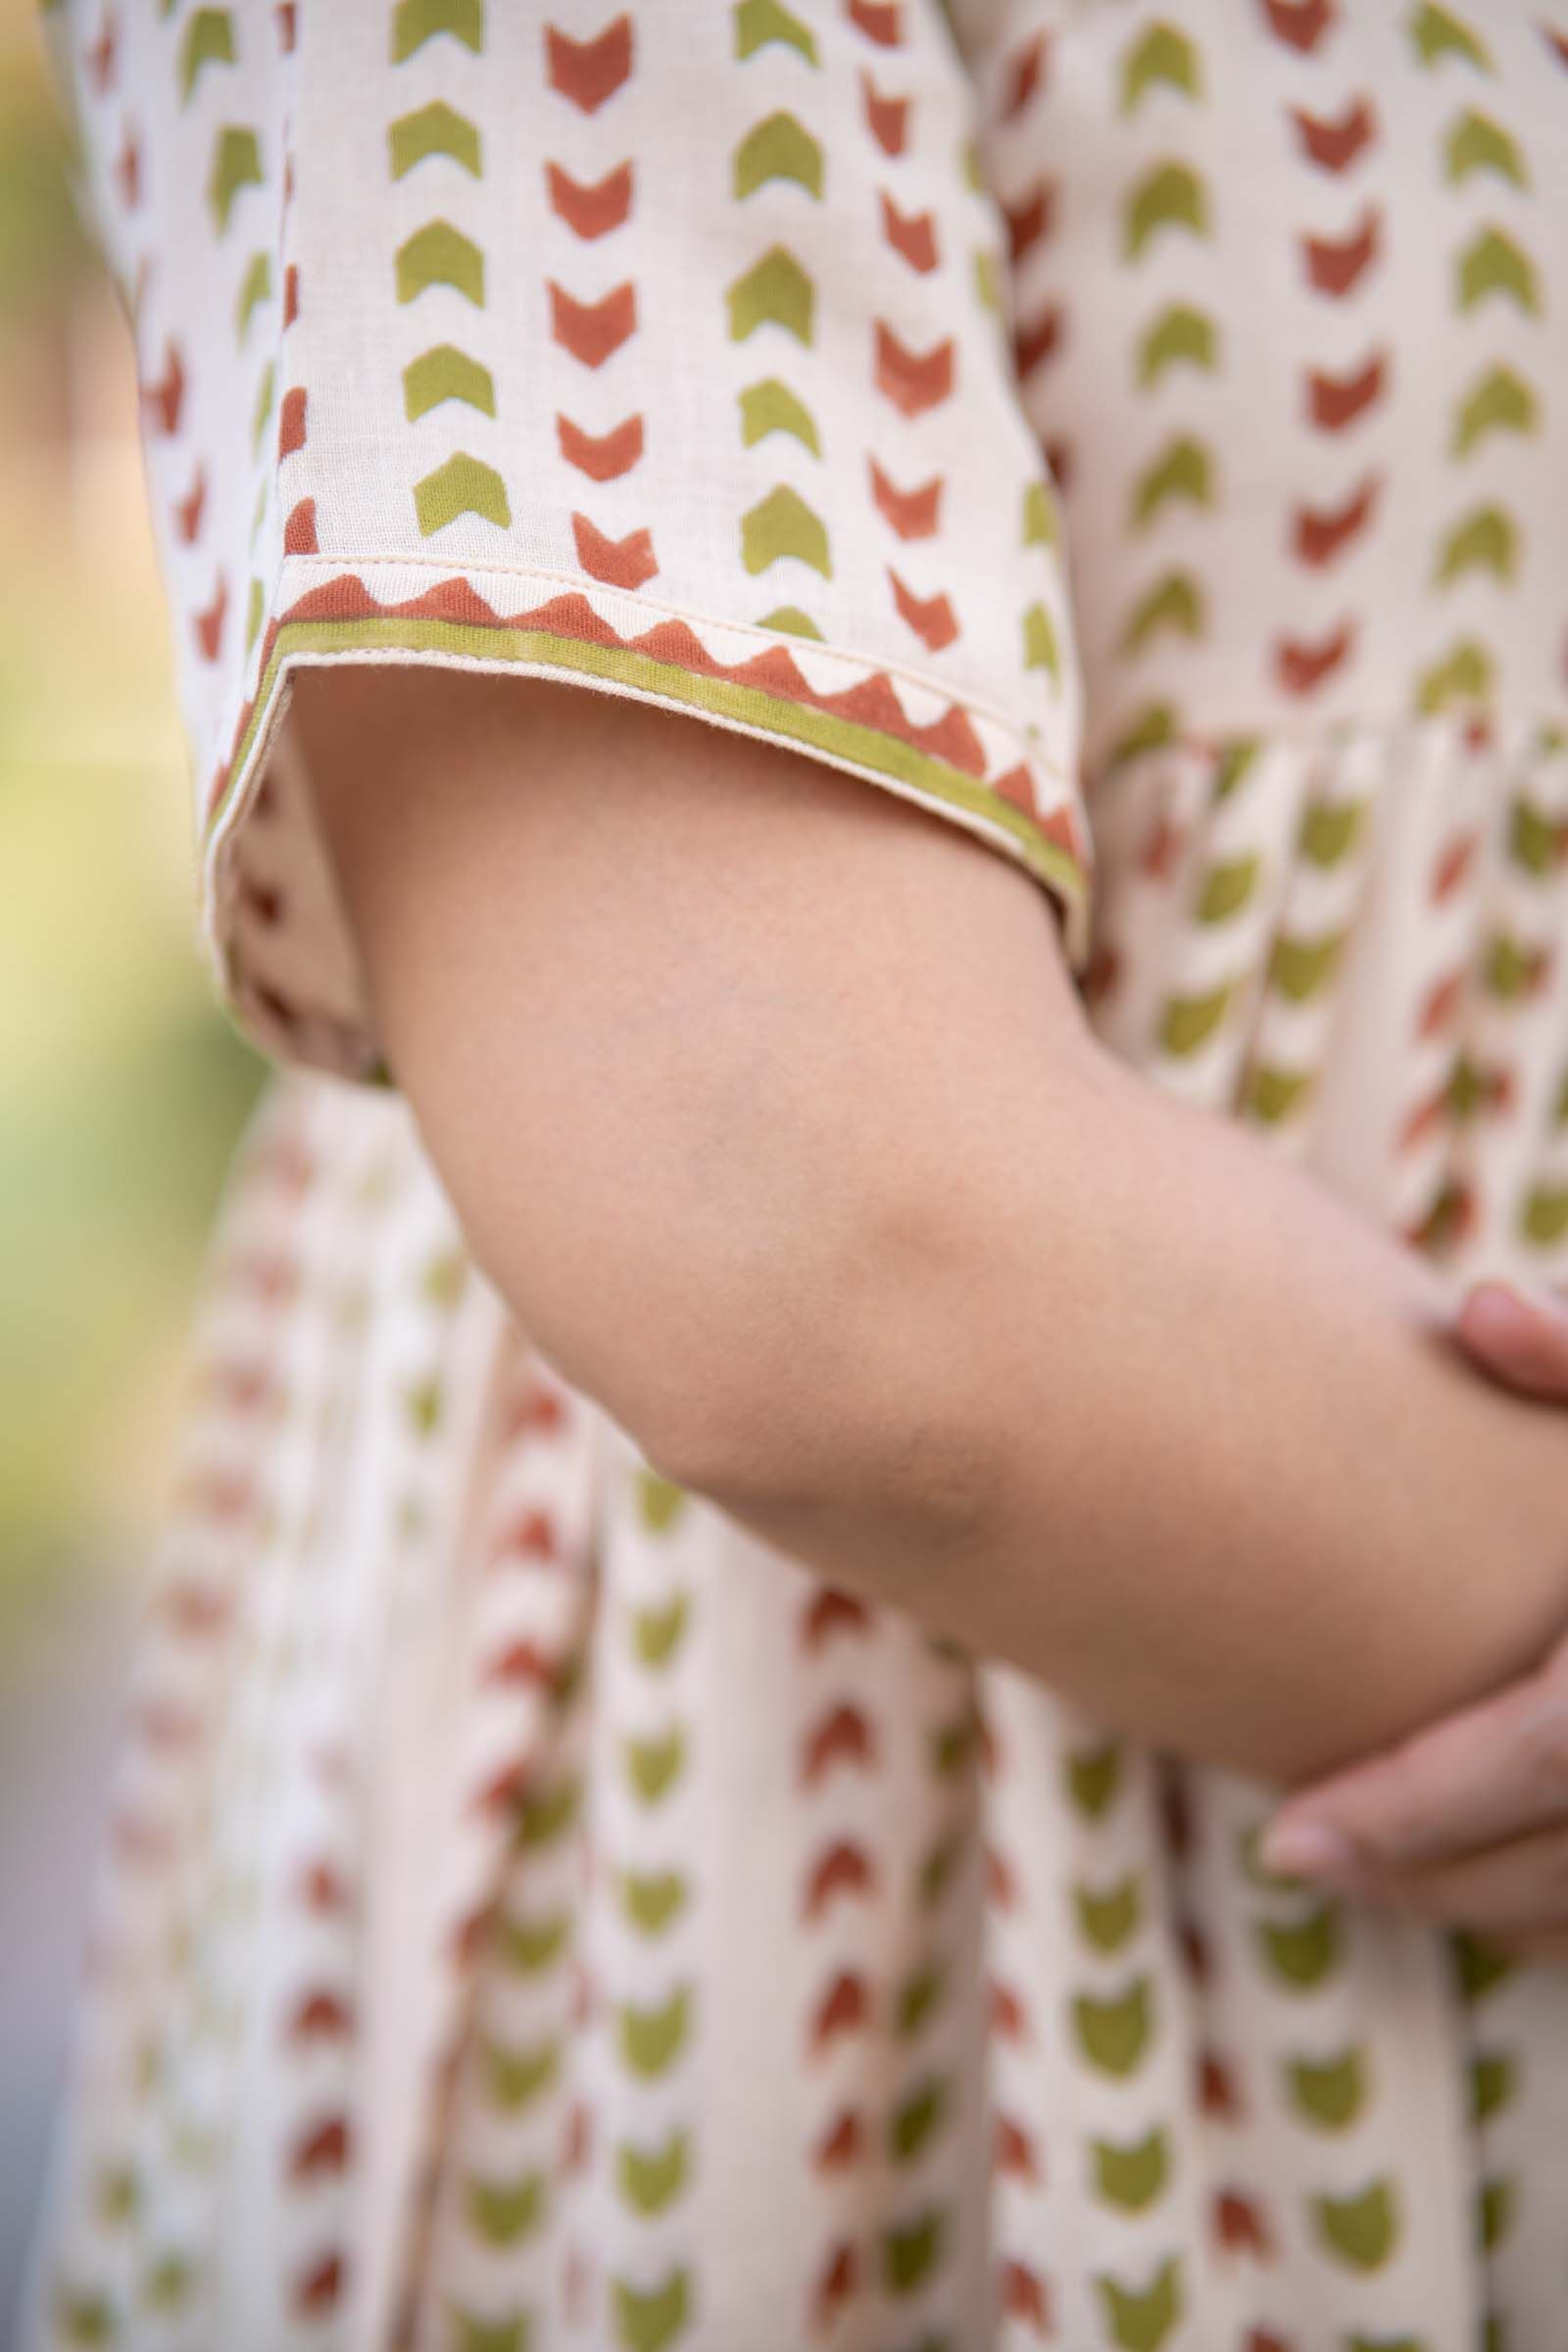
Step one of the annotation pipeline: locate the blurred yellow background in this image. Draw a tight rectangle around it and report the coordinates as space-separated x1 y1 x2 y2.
1 0 263 2320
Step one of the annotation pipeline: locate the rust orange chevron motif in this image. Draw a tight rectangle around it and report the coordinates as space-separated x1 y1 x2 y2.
548 277 637 367
867 457 942 537
31 0 1568 2345
878 189 938 271
546 158 634 239
1293 472 1380 563
569 510 658 588
556 410 644 479
1306 348 1386 428
1262 0 1339 53
545 14 633 114
873 320 954 414
1290 92 1378 172
1302 203 1381 295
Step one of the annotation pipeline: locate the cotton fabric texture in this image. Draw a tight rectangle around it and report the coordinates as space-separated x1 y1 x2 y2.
24 1 1568 2347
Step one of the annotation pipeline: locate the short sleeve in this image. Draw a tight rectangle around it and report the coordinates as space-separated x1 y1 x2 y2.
41 0 1093 1083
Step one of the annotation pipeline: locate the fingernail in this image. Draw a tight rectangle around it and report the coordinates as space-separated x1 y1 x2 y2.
1484 1278 1568 1330
1257 1818 1355 1882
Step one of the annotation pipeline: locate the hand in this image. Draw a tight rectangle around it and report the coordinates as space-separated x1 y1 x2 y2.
1258 1279 1568 1960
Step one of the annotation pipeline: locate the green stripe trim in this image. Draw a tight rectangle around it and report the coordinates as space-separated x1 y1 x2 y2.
214 611 1087 916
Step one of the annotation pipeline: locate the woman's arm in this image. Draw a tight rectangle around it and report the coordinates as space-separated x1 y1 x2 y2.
294 665 1568 1789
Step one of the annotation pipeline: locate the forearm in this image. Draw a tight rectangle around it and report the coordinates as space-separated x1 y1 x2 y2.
295 665 1568 1790
711 1042 1568 1787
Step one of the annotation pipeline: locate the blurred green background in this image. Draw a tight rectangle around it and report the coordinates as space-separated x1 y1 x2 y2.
1 0 264 2321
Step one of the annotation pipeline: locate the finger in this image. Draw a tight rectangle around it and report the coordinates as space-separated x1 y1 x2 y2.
1258 1671 1568 1880
1296 1819 1568 1936
1457 1279 1568 1399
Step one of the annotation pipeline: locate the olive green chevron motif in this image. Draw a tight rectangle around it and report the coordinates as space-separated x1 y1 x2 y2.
1022 478 1059 547
1346 2338 1426 2352
1409 1 1493 70
1255 1901 1343 1989
390 100 482 178
1247 1064 1313 1124
144 2255 195 2313
1415 637 1494 713
1453 364 1538 455
1196 854 1258 923
207 126 262 233
1486 932 1538 997
625 1725 685 1803
1073 1872 1144 1952
494 1908 569 1973
411 451 509 536
1125 162 1208 261
1452 1930 1515 1999
1312 2178 1399 2271
1270 930 1345 1003
1132 437 1213 525
929 1713 978 1778
739 378 820 453
1160 983 1232 1057
883 2209 945 2293
889 2076 947 2162
1479 2176 1514 2249
56 2291 114 2347
636 1466 687 1532
1121 22 1200 111
449 2317 528 2352
1286 2045 1367 2128
758 604 821 636
621 1868 688 1936
896 1959 946 2037
1137 305 1218 387
1521 1185 1568 1247
1095 2255 1183 2351
465 2169 547 2248
1120 571 1203 656
735 0 818 65
1212 736 1261 800
728 248 814 343
1299 799 1363 864
482 2034 560 2111
1509 794 1559 874
398 220 485 305
180 9 234 101
1023 601 1060 678
1065 1740 1123 1817
404 346 496 421
1072 1977 1152 2076
619 1984 690 2077
917 1827 962 1909
1456 226 1540 314
1093 2128 1170 2213
617 2131 689 2214
1471 2049 1515 2120
741 485 830 576
234 252 270 342
392 0 484 64
632 1592 689 1665
612 2271 690 2352
734 113 823 200
516 1773 580 1848
250 361 275 457
1434 504 1517 583
245 577 265 653
1446 109 1528 185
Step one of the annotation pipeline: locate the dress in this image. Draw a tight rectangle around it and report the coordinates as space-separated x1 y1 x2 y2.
24 2 1568 2347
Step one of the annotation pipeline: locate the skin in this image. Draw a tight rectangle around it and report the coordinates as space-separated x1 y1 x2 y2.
1263 1278 1568 1958
290 663 1568 1801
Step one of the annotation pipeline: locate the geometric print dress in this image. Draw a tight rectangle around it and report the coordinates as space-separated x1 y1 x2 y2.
24 2 1568 2347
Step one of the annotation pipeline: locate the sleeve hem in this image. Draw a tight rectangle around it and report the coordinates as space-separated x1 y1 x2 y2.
203 553 1093 1082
